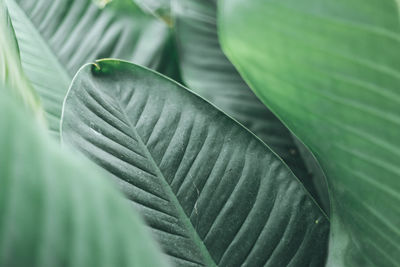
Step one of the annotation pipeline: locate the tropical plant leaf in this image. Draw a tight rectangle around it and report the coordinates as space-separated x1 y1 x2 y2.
219 0 400 266
61 59 329 266
172 0 328 212
6 0 176 136
133 0 172 25
0 0 43 121
0 88 169 267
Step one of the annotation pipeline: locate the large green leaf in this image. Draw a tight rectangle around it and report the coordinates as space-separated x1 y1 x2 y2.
0 88 169 267
61 59 329 266
6 0 175 136
219 0 400 266
172 0 328 211
0 0 42 120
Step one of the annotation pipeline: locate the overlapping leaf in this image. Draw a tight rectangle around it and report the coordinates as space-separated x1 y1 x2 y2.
172 0 328 211
219 0 400 266
0 88 169 267
61 59 329 266
6 0 177 136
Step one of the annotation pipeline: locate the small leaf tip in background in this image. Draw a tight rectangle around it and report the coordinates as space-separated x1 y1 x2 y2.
93 0 113 8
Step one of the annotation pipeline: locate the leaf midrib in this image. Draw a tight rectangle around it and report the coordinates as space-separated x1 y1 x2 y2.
116 101 217 267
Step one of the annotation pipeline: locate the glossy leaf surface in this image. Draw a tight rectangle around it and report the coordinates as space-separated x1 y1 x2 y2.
0 88 169 267
6 0 174 136
219 0 400 266
61 59 329 266
172 0 328 211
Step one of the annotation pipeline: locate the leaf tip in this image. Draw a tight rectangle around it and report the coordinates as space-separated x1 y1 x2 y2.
92 62 101 71
93 0 112 9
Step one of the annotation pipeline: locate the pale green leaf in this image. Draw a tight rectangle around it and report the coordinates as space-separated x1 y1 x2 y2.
133 0 172 25
0 87 170 267
0 0 43 121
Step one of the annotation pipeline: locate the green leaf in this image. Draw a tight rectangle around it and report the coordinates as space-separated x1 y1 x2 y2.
218 0 400 266
172 0 328 212
61 59 329 266
6 0 175 137
0 88 169 267
0 0 43 121
133 0 172 25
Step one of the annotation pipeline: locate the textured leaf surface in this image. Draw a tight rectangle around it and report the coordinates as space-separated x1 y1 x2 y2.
0 88 169 267
6 0 174 136
172 0 328 211
219 0 400 266
61 59 329 266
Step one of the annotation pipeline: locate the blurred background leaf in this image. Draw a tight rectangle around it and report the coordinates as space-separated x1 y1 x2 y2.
132 0 172 25
6 0 179 137
0 88 170 267
0 0 44 123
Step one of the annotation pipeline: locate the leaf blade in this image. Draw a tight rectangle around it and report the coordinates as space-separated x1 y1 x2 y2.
218 0 400 266
61 59 329 266
172 0 329 212
0 0 43 121
6 0 175 136
0 87 170 267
